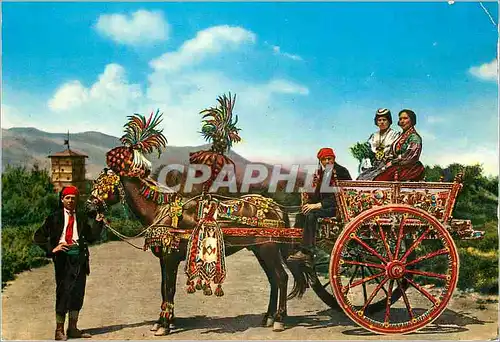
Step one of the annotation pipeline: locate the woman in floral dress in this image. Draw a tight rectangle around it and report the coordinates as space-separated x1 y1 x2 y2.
374 109 425 181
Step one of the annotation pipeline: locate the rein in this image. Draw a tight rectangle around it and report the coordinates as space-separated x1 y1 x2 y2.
102 220 147 250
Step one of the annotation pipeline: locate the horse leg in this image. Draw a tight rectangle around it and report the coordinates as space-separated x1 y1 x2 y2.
273 250 289 332
251 245 279 328
150 251 166 332
154 252 181 336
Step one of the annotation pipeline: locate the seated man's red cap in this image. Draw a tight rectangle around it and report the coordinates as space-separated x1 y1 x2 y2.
317 148 335 160
62 185 79 197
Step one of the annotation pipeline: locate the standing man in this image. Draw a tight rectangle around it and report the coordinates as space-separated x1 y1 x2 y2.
34 185 104 340
288 148 351 263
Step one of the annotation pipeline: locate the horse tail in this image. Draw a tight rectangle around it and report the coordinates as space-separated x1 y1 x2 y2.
277 211 311 300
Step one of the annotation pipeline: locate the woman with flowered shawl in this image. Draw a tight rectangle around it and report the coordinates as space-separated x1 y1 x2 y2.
374 109 425 181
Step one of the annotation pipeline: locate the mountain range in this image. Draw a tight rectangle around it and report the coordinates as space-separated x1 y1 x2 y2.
1 127 294 188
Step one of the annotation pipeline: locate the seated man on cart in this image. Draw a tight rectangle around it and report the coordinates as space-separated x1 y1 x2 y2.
288 147 351 264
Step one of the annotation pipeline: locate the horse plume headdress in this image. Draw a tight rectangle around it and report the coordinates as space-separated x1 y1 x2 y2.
189 92 242 191
106 109 168 177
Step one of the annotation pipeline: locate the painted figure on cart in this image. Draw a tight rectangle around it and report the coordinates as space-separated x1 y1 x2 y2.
288 147 351 263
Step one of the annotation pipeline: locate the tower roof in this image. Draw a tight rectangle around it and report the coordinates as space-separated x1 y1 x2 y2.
48 148 88 158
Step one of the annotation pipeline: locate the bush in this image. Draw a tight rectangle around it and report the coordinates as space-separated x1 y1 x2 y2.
456 220 498 294
2 165 59 226
457 247 498 294
2 223 49 287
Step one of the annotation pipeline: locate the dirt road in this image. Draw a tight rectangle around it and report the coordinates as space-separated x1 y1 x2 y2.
2 238 498 340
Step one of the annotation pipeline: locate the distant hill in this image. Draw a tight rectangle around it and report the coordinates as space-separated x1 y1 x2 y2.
2 127 121 178
1 128 295 189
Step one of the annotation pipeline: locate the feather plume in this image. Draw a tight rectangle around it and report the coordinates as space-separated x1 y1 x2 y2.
120 109 168 158
199 92 241 153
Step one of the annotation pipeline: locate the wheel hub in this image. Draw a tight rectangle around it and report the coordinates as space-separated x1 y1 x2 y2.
385 261 406 279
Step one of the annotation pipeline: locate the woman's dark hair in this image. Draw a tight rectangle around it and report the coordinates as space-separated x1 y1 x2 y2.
399 109 417 126
374 108 393 126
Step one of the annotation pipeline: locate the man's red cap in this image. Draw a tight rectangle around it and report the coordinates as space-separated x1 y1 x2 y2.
62 186 79 197
317 148 335 160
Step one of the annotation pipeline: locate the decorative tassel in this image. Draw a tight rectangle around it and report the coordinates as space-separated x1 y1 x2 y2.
186 280 195 294
203 281 212 296
215 284 224 297
195 278 203 291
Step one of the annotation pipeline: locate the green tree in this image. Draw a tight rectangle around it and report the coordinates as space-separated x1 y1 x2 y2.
2 165 59 227
425 163 498 224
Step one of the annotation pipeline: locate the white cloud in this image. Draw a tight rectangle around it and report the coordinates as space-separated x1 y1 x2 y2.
48 81 89 111
426 115 445 124
267 79 309 95
48 64 143 113
44 64 145 136
42 25 307 147
150 25 256 72
271 45 303 61
145 68 310 147
469 59 498 82
95 10 169 46
418 129 437 141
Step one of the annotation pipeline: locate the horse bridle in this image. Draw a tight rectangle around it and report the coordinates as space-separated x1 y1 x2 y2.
88 169 127 213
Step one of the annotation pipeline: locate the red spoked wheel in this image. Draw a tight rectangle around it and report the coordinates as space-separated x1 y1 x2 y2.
330 204 459 335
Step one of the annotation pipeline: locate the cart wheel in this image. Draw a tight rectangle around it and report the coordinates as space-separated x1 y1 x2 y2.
310 246 416 312
330 204 459 334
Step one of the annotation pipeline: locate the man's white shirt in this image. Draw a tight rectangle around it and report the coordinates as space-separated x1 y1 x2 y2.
59 209 79 244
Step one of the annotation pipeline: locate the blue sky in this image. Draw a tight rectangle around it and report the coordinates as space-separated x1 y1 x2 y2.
2 2 498 176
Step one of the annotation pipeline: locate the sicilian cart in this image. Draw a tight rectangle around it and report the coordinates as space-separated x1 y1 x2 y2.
297 172 485 334
143 171 484 335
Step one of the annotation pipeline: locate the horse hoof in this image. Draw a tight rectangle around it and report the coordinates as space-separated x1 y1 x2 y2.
169 323 176 330
264 317 274 327
154 326 170 336
273 321 285 332
150 323 160 331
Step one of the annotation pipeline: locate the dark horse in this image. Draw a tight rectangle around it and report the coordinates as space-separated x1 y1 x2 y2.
86 169 309 336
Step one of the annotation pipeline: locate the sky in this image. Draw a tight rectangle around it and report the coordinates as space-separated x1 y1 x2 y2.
2 1 499 177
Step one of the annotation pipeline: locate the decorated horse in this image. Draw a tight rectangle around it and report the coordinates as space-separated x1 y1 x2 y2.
86 98 309 336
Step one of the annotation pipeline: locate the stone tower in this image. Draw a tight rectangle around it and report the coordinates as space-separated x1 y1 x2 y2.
48 132 88 194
